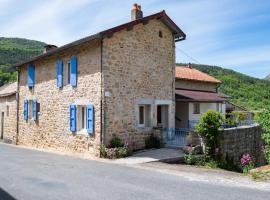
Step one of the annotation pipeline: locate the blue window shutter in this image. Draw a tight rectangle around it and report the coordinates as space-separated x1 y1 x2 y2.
28 64 35 87
87 104 94 134
24 100 28 121
70 56 77 87
70 104 77 132
57 60 63 88
33 98 37 121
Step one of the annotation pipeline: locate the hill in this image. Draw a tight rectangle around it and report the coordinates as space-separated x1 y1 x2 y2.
0 37 45 85
265 74 270 80
177 63 270 110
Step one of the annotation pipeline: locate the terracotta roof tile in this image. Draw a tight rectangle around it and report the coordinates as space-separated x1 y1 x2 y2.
175 66 221 83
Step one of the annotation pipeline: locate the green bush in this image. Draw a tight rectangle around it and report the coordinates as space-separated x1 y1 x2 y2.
145 134 161 149
195 110 224 158
184 154 207 166
109 134 124 148
257 107 270 164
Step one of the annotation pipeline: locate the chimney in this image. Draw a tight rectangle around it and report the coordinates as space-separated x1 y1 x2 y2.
131 3 143 21
43 44 58 53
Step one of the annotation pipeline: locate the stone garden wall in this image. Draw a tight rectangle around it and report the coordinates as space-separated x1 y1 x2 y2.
219 125 265 167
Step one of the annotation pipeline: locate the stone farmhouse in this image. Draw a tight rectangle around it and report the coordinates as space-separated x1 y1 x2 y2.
175 65 226 129
7 4 186 156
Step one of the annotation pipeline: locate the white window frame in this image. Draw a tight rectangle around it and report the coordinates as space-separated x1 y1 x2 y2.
193 102 200 114
138 105 145 128
63 61 71 86
77 105 88 134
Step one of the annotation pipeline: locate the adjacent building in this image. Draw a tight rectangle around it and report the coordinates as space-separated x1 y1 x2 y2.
175 65 226 129
0 82 17 144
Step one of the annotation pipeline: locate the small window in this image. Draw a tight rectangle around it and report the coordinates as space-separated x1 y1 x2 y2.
193 103 200 114
77 105 87 131
63 62 71 86
216 103 221 112
28 100 34 119
67 62 71 84
159 30 163 38
6 105 9 117
37 102 41 114
157 105 162 124
139 106 144 125
138 105 151 128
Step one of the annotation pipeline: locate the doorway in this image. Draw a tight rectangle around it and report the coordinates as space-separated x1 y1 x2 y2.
0 112 4 140
157 105 169 128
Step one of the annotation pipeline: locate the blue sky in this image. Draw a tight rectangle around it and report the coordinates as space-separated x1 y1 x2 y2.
0 0 270 79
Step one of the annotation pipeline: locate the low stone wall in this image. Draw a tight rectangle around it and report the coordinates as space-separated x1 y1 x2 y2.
219 125 265 167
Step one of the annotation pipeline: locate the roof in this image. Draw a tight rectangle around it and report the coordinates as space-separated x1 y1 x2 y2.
0 82 17 97
175 89 226 102
175 66 221 84
14 10 186 68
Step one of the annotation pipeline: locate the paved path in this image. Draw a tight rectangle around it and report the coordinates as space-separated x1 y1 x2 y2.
0 144 270 200
113 148 184 164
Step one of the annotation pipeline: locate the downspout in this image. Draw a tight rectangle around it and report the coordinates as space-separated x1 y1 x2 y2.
15 67 20 145
100 39 103 146
100 37 106 146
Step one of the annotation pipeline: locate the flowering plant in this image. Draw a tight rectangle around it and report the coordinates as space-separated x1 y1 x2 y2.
241 154 254 174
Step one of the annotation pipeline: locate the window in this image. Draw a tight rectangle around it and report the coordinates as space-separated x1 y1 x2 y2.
37 102 41 114
216 103 221 112
157 105 162 124
139 106 144 125
193 103 200 114
67 62 71 84
77 105 87 131
63 62 71 86
28 100 34 119
138 105 150 128
159 30 163 38
6 105 9 117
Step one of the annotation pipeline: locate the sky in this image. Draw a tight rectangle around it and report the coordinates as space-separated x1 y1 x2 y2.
0 0 270 79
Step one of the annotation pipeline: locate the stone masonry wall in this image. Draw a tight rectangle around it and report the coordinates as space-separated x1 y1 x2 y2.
18 40 102 156
219 125 265 167
102 19 175 150
0 94 17 144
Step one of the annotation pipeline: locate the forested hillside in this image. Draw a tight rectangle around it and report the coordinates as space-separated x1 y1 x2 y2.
0 37 45 85
266 74 270 80
177 63 270 110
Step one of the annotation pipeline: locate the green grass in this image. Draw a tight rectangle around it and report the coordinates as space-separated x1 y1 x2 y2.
251 170 270 182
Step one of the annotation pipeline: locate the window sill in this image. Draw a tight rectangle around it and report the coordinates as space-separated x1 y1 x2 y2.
76 129 88 135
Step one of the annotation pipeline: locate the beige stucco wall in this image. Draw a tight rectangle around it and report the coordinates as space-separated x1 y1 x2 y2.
0 94 17 143
18 40 102 156
188 102 226 121
102 19 175 150
175 79 217 92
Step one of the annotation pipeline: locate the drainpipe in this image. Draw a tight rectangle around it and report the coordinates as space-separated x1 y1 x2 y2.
15 67 20 145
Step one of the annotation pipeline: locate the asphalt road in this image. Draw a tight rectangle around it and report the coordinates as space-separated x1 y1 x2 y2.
0 144 269 200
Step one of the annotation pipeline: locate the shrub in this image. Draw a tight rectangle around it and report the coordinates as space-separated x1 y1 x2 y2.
100 145 130 159
257 107 270 164
109 134 124 148
184 154 206 166
145 134 161 149
195 110 224 158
